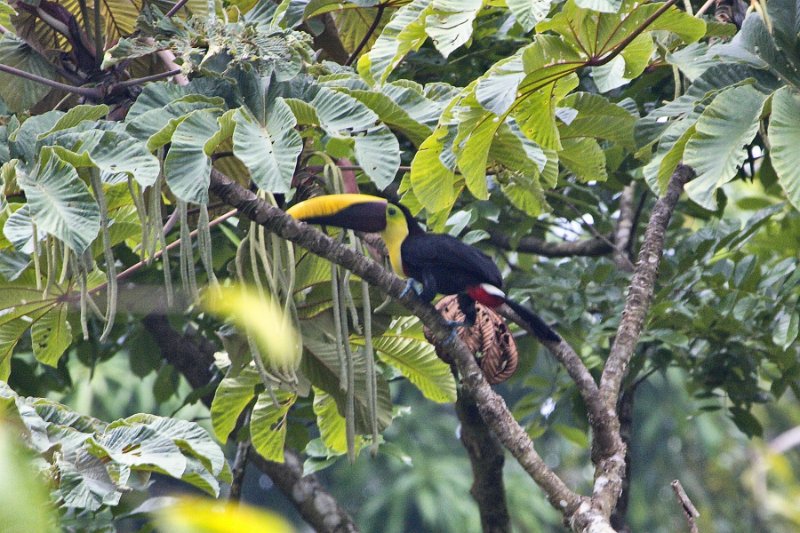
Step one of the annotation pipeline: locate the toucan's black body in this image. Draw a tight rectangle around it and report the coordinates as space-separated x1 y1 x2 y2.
287 194 559 342
401 232 501 302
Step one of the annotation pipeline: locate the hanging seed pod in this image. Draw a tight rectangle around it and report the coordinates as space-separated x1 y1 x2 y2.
423 295 519 385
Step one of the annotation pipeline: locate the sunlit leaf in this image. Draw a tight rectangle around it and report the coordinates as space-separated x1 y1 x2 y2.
250 389 297 462
164 108 224 204
358 0 432 85
353 125 401 188
507 0 553 31
30 303 71 368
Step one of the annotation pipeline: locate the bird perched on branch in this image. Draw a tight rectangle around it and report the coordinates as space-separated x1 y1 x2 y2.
287 194 559 343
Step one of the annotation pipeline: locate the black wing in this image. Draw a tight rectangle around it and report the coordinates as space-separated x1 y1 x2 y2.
401 233 502 297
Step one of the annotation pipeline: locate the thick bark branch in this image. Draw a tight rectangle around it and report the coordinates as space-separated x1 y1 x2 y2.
613 184 636 272
455 387 511 533
208 168 585 517
487 229 613 257
584 165 694 523
495 305 617 456
141 313 360 533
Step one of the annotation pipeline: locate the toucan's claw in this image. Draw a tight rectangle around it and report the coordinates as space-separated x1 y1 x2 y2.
445 325 460 344
399 278 422 298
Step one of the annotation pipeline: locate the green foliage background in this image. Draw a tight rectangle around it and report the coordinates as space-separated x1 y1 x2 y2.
0 0 799 531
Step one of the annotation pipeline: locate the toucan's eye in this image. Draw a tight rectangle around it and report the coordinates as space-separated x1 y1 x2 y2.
388 207 398 216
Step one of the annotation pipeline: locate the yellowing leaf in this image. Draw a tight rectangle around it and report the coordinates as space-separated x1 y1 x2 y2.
155 497 294 533
203 285 300 373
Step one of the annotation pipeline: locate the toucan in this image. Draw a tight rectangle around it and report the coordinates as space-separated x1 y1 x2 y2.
286 194 559 342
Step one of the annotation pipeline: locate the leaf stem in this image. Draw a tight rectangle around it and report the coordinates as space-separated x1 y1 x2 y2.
346 6 385 66
587 0 679 67
0 63 101 98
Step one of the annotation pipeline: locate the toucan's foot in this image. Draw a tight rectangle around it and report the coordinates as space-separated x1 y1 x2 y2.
444 325 461 344
399 278 422 298
444 318 472 344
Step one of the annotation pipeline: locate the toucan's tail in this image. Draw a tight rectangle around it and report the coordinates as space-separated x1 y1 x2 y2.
503 298 560 342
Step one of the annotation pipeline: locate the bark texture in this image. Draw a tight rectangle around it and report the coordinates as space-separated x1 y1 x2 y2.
455 387 511 533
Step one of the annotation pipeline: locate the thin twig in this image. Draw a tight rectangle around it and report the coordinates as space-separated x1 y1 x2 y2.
695 0 716 17
345 6 385 66
166 0 191 18
0 63 101 98
113 68 184 90
671 480 700 533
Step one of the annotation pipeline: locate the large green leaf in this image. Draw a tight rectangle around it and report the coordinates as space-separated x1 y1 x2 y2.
559 92 636 149
0 35 57 112
513 74 579 150
301 320 393 433
312 87 379 134
560 138 607 182
47 129 160 187
0 316 41 380
114 414 227 479
250 390 297 463
475 55 525 116
39 105 110 137
353 317 456 403
232 100 302 193
126 95 225 152
164 108 224 204
30 303 71 368
454 103 497 200
507 0 554 32
3 204 45 253
312 387 367 454
353 126 401 188
425 0 482 58
86 425 187 478
683 85 767 209
358 0 433 85
340 88 432 146
409 126 458 211
210 369 261 442
18 149 100 253
767 87 800 211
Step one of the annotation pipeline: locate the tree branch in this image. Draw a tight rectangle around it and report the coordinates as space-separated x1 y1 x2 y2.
486 228 614 258
0 63 101 98
140 313 360 533
346 6 385 66
455 385 511 533
588 165 694 521
613 184 636 272
208 168 586 518
671 480 700 533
